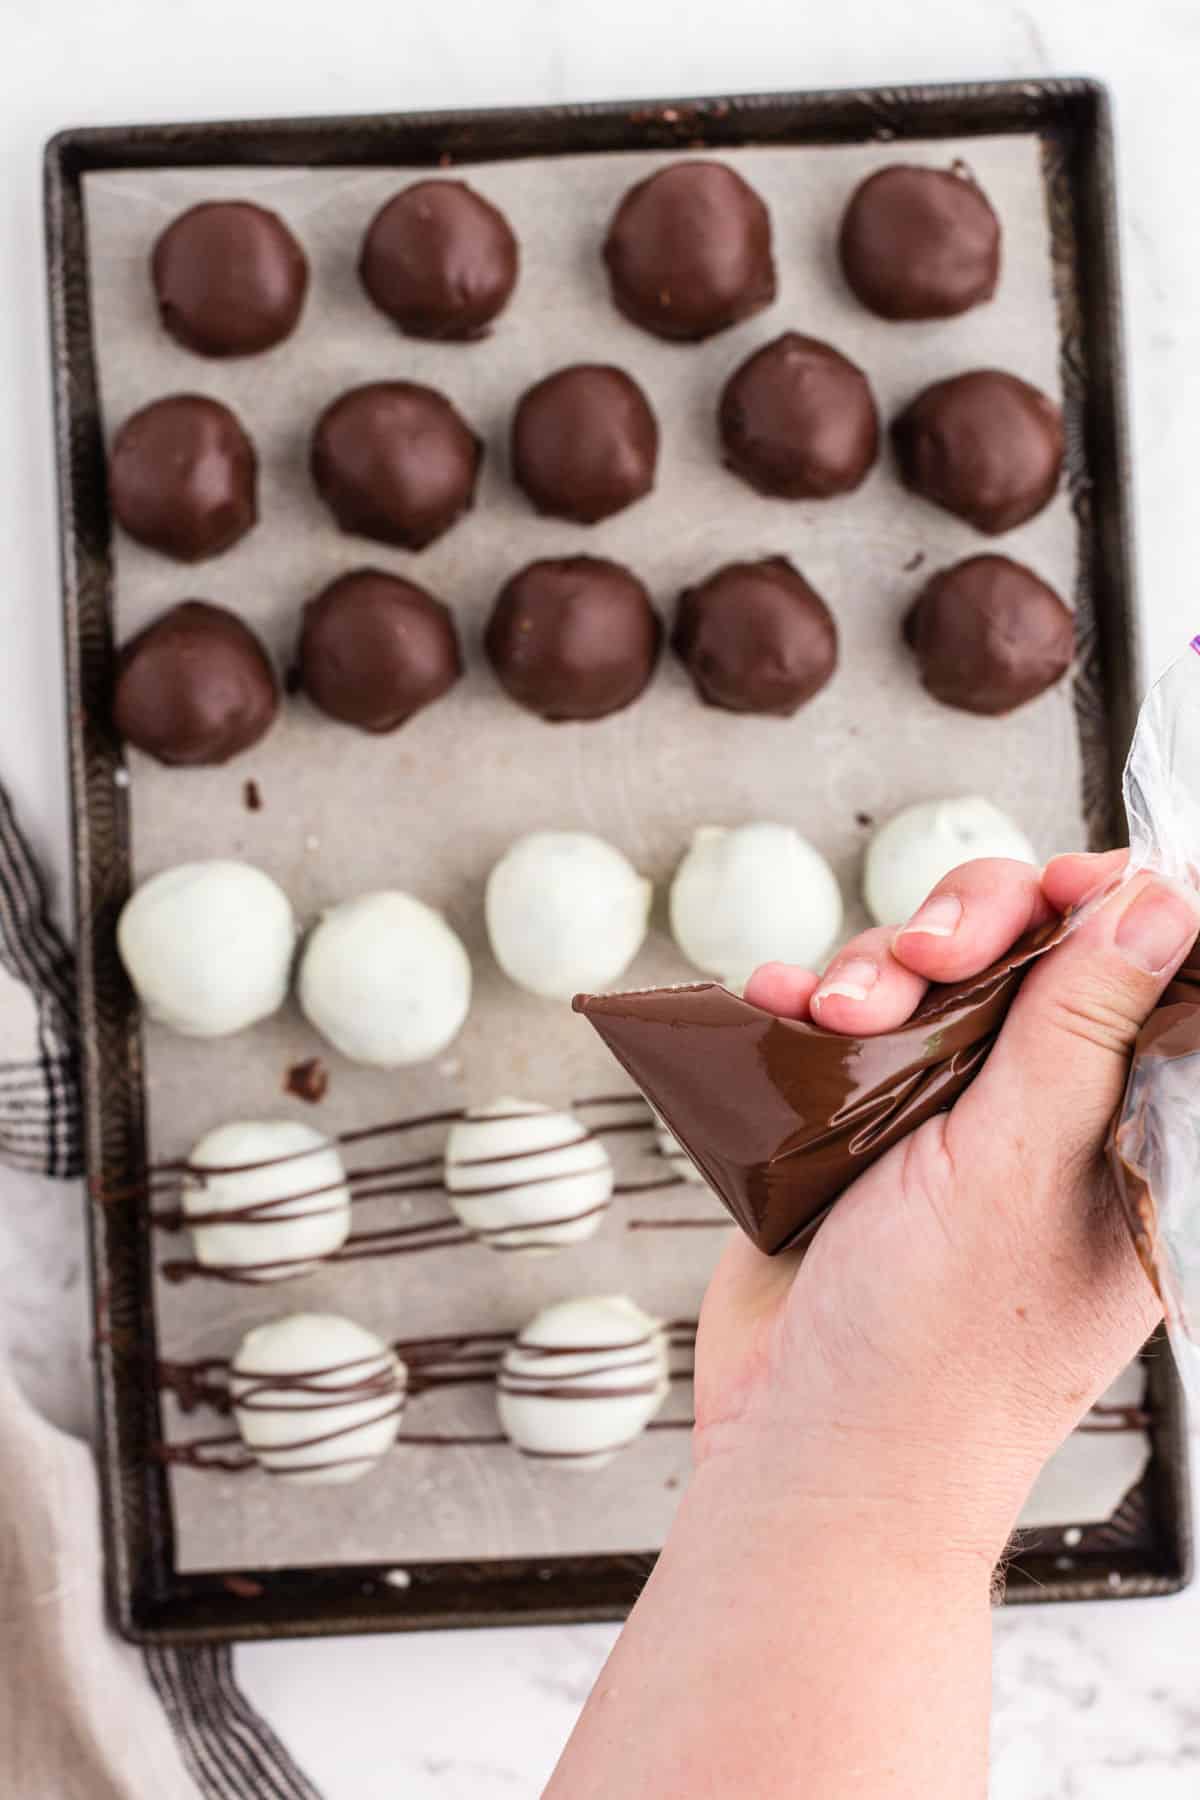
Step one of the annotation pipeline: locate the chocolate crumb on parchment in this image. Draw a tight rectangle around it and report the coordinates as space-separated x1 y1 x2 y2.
285 1056 329 1103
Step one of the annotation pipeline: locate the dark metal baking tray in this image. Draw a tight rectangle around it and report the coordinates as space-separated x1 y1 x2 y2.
44 77 1191 1644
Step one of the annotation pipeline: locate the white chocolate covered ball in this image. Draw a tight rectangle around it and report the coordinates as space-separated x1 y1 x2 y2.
485 831 651 1000
184 1121 351 1282
298 890 471 1066
444 1098 613 1252
863 796 1038 927
230 1312 405 1484
497 1295 670 1467
117 860 295 1036
669 823 843 987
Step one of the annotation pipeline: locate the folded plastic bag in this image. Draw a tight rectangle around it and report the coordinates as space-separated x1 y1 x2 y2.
577 642 1200 1297
1106 641 1200 1389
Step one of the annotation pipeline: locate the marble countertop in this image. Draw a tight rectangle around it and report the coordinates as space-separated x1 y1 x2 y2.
3 0 1199 1793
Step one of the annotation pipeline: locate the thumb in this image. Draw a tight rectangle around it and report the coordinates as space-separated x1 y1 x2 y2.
961 871 1200 1158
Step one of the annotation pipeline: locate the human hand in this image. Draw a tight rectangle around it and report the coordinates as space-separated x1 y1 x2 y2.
547 852 1200 1800
692 851 1200 1564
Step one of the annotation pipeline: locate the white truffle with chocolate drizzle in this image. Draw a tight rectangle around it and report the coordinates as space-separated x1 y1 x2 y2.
497 1295 669 1466
230 1313 406 1483
183 1120 351 1282
444 1098 613 1252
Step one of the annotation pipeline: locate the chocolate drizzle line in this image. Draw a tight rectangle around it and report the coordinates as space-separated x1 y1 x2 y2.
448 1162 609 1199
134 1109 470 1193
123 1098 653 1208
158 1257 1149 1476
627 1215 731 1229
150 1163 444 1233
145 1112 648 1211
147 1096 690 1283
160 1217 473 1285
173 1348 410 1479
160 1420 694 1471
159 1432 253 1473
159 1323 699 1411
449 1130 590 1173
159 1322 699 1471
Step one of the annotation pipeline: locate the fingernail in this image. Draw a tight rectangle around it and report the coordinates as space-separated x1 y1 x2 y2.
1115 881 1200 974
811 957 880 1009
896 894 963 941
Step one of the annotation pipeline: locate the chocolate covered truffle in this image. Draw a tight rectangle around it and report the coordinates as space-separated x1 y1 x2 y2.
359 180 519 339
603 161 776 342
511 365 658 523
485 556 660 722
719 333 879 499
904 554 1074 715
109 395 257 562
891 369 1064 534
151 201 308 356
838 164 1001 320
113 601 278 766
310 381 482 550
672 557 838 716
297 568 462 733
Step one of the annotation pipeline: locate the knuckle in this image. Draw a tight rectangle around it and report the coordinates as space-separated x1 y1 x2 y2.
1042 972 1145 1057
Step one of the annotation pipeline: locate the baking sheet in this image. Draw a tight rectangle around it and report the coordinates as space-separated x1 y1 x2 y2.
81 136 1119 1573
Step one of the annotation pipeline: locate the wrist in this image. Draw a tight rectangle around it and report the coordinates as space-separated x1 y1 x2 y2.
690 1410 1030 1575
549 1419 996 1800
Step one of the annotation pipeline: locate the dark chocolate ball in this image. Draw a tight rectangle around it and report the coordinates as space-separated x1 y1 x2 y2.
904 554 1074 715
603 161 776 342
511 365 659 524
485 557 661 722
112 601 278 766
310 382 482 550
109 395 257 562
891 369 1064 534
297 569 462 733
151 201 308 357
719 333 879 499
838 164 1001 321
359 180 519 340
672 557 838 716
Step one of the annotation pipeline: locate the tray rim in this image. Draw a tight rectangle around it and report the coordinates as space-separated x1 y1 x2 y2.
43 74 1189 1646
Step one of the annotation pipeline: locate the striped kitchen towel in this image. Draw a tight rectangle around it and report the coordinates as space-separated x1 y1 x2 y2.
0 780 322 1800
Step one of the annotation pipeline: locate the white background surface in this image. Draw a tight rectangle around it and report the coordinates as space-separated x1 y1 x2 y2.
2 2 1199 1795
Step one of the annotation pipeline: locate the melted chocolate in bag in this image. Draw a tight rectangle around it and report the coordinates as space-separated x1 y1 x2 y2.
577 917 1198 1257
